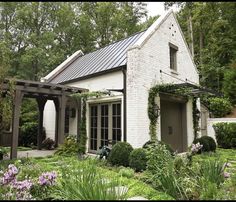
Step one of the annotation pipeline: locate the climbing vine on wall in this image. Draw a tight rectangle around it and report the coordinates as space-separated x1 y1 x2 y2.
71 91 111 154
148 83 201 141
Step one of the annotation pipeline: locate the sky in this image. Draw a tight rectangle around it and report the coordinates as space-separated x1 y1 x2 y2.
146 1 166 17
145 2 180 17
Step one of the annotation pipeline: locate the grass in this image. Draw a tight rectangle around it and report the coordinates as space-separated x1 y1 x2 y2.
4 146 33 153
192 148 236 163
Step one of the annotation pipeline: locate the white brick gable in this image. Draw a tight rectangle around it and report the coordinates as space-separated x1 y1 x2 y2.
126 10 199 148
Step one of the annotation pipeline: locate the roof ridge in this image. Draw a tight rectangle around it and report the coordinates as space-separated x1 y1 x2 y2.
84 29 147 56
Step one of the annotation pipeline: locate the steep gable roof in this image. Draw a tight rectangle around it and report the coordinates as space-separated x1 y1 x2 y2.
47 30 146 84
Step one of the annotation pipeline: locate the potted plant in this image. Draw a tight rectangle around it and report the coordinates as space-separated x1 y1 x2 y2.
0 147 8 160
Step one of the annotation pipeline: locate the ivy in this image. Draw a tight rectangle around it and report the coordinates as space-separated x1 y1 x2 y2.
148 83 198 141
192 97 200 139
70 91 110 154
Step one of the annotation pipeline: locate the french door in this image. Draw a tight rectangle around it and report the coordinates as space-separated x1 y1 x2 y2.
89 102 121 153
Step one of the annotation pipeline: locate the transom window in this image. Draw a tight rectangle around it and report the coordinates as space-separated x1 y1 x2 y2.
89 102 121 152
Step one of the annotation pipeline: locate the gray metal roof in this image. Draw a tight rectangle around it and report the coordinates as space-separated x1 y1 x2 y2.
50 30 146 84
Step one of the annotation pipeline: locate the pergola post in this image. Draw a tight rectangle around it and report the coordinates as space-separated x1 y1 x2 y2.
10 90 23 159
36 98 47 150
57 94 67 145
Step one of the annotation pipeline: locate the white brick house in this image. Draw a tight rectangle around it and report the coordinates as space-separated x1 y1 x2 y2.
42 10 200 153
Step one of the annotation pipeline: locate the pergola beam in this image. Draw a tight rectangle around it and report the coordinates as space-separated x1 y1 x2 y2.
1 78 87 159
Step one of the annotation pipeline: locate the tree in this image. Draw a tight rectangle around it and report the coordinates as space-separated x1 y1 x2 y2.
223 62 236 105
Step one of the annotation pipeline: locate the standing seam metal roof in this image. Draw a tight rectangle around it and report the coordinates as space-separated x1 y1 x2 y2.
50 30 146 84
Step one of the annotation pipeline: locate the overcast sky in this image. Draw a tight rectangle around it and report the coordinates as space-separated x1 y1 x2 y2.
145 2 180 17
146 2 166 17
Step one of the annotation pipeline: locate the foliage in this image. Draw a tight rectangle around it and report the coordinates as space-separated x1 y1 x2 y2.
145 143 174 179
107 142 133 167
159 169 188 200
168 2 236 93
0 163 57 200
0 146 8 159
0 2 148 81
192 97 200 139
201 136 216 152
0 79 15 133
143 140 174 155
42 138 55 150
199 159 225 187
213 122 236 148
118 167 135 178
129 148 147 172
199 181 218 200
203 97 232 117
54 135 79 156
223 65 236 105
19 122 37 147
52 159 128 200
193 136 216 153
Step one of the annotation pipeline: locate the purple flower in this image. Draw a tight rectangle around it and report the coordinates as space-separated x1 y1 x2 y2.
12 180 33 191
191 142 203 153
38 171 57 186
224 172 230 178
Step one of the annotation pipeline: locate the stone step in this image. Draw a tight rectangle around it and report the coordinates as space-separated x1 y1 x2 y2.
127 196 148 200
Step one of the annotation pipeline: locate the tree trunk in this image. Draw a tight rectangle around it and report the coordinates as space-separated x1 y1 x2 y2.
188 13 194 59
199 27 203 67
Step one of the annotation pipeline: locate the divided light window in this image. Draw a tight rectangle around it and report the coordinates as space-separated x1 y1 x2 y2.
89 102 121 152
169 43 178 71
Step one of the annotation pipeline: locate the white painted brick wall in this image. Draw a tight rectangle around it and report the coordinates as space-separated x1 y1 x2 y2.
43 71 123 142
126 12 199 148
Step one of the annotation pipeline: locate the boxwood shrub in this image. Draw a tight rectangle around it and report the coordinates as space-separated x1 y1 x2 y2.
129 148 147 172
213 122 236 148
193 136 216 153
107 142 133 167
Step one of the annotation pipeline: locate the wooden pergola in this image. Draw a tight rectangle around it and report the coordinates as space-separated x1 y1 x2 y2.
1 79 87 159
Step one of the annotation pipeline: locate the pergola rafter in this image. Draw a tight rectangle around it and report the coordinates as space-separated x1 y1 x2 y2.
1 79 87 159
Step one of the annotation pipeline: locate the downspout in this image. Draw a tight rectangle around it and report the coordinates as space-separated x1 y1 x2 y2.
122 67 127 142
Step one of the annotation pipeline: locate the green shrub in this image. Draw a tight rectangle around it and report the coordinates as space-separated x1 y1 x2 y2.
146 143 174 177
19 123 46 147
129 148 147 172
205 97 232 118
118 167 135 178
42 138 55 150
192 136 216 153
202 136 216 152
232 138 236 148
223 67 236 105
143 140 174 155
107 142 133 167
54 135 78 156
213 122 236 148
